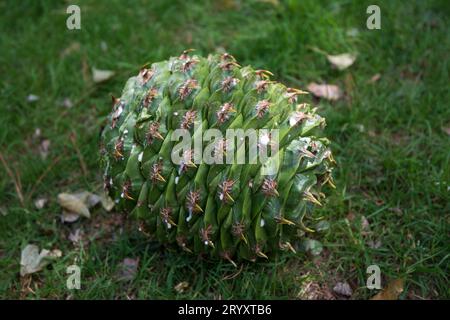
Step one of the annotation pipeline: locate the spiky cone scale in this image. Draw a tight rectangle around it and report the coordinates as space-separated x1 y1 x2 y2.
100 52 335 264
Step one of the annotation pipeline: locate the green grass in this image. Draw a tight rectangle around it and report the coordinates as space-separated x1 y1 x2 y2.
0 0 449 299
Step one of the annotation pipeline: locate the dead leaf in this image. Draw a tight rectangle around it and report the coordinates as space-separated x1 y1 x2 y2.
27 94 40 103
59 97 73 109
367 239 382 249
60 42 80 58
117 258 139 281
20 244 62 276
33 128 41 140
58 193 91 219
174 281 189 293
86 193 101 207
333 282 353 297
368 73 381 83
39 139 51 159
442 127 450 136
371 279 405 300
68 228 83 244
34 197 48 209
327 53 357 71
346 28 359 37
92 68 115 83
100 193 115 211
61 211 80 223
361 215 370 230
307 82 343 101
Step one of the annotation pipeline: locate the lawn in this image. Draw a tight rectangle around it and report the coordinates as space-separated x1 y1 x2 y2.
0 0 448 299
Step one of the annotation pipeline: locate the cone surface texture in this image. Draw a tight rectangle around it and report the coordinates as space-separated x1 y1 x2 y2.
100 51 335 262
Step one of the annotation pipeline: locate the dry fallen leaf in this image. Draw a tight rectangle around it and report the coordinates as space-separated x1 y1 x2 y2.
361 215 370 230
368 73 381 83
60 42 81 58
59 97 73 109
117 258 139 281
92 68 115 83
174 281 190 293
333 282 353 297
61 211 81 223
367 239 382 249
68 228 83 244
27 94 40 103
327 53 357 71
100 193 115 211
371 279 405 300
307 82 343 101
442 127 450 136
20 244 62 276
34 197 48 209
39 139 51 159
299 280 335 300
58 193 91 219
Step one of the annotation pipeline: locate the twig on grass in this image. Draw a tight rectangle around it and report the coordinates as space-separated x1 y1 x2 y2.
26 154 63 202
0 152 25 206
70 132 88 177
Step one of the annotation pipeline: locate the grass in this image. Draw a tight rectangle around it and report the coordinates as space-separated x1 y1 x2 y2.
0 0 449 299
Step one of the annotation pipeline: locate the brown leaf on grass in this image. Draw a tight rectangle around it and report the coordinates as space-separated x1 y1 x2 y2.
361 215 370 230
34 197 48 209
367 239 382 249
27 94 40 103
371 279 405 300
68 228 84 244
82 56 90 85
307 83 343 101
327 53 357 70
174 281 190 293
60 42 80 58
58 193 91 219
61 211 81 223
216 0 239 10
368 73 381 83
58 191 109 222
20 244 62 276
117 258 139 281
298 279 335 300
100 193 115 211
346 211 356 221
442 127 450 136
59 97 73 109
39 139 51 159
333 282 353 297
92 68 115 83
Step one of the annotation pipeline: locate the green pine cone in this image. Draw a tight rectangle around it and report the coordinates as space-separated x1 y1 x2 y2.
100 51 335 264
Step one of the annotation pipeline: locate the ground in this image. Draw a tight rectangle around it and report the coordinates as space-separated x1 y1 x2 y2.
0 0 449 299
